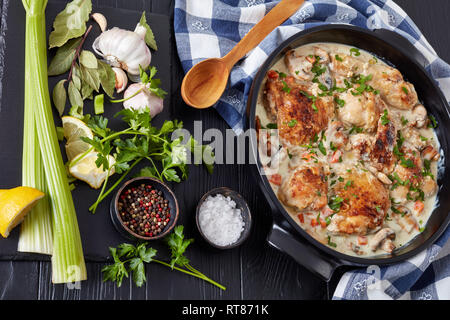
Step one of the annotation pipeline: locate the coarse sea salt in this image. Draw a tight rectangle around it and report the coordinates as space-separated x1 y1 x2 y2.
198 194 245 247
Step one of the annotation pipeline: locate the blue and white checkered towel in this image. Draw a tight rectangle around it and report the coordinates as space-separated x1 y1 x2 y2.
174 0 450 300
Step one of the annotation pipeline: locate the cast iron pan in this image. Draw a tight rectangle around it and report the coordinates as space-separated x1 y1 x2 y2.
247 25 450 282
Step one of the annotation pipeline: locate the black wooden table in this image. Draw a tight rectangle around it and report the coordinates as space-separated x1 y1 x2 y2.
0 0 449 300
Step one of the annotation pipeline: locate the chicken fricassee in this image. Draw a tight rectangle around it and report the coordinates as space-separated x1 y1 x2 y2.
256 43 441 257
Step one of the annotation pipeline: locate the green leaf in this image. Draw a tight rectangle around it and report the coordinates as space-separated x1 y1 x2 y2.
48 37 82 76
163 168 180 183
68 80 83 109
52 79 67 116
137 11 157 50
131 259 146 287
79 50 98 69
49 0 93 48
136 166 159 179
97 60 116 98
72 73 82 91
140 247 157 263
80 65 101 92
117 243 136 258
165 225 194 268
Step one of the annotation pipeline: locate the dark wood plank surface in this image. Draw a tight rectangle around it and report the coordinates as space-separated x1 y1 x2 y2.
0 0 449 300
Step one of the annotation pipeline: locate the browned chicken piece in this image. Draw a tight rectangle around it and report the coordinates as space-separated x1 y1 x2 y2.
369 110 397 174
327 170 390 235
284 46 330 81
336 91 384 133
264 70 334 147
278 164 328 211
331 53 366 78
368 64 418 110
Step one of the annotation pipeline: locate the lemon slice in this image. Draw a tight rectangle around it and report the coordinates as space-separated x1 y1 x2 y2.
62 116 94 161
0 186 45 238
69 151 116 189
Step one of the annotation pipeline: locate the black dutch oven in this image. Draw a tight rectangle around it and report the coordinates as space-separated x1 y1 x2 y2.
247 25 450 281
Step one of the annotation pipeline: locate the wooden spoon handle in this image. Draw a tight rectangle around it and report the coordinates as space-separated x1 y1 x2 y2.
222 0 304 68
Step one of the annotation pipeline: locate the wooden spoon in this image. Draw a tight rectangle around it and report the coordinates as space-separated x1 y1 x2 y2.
181 0 305 109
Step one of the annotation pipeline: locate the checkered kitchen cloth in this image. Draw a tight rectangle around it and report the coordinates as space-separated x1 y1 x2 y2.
174 0 450 299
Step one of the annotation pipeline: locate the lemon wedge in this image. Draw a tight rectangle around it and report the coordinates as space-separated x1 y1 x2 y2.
0 186 45 238
62 116 94 161
69 151 116 189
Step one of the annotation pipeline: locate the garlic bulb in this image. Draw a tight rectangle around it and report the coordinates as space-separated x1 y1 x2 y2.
92 27 151 77
123 83 164 118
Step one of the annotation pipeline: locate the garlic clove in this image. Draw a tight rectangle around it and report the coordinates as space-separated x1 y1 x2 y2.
91 13 107 32
134 24 147 40
112 67 128 93
123 83 164 118
92 27 151 77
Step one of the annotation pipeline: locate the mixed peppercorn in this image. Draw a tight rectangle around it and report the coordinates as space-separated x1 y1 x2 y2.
118 183 171 237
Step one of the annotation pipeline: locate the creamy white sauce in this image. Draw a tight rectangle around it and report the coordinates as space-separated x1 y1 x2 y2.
256 42 440 257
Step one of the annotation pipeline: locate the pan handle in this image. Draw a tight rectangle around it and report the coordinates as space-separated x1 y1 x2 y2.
267 221 341 282
373 28 428 67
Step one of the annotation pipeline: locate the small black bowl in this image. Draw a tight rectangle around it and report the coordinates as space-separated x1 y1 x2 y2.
195 187 251 249
110 177 179 241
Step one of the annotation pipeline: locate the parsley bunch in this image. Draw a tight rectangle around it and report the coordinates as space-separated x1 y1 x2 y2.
70 106 214 213
102 226 226 290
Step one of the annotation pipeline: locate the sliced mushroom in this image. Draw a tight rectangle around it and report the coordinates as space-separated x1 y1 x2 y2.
421 175 438 198
412 104 427 128
370 228 395 252
393 206 418 233
422 145 440 162
381 239 396 253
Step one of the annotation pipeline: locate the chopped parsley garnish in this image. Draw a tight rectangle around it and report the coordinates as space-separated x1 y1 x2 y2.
338 176 344 182
380 109 390 125
328 195 344 212
287 149 293 159
327 236 337 248
349 126 363 134
277 71 287 78
335 54 343 62
401 116 409 126
401 86 409 94
428 115 438 128
329 141 337 152
312 103 318 112
266 123 278 129
316 190 322 196
318 140 327 155
281 80 291 93
334 97 345 107
420 135 428 141
344 180 353 190
400 158 416 168
287 119 297 127
350 48 361 56
422 159 434 179
295 70 300 75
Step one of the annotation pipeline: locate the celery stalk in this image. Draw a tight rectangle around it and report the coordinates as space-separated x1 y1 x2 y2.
18 22 53 255
23 0 86 283
18 81 53 255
